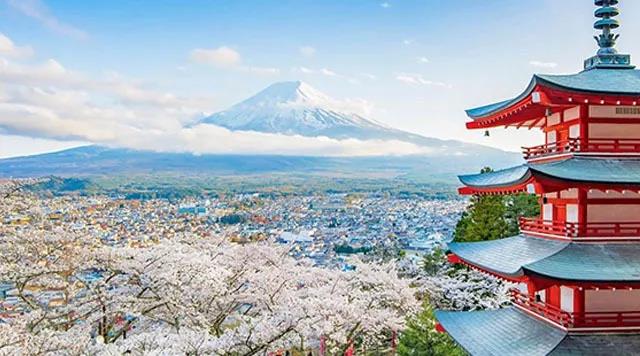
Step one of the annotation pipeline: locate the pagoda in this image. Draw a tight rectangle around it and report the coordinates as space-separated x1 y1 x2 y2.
435 1 640 355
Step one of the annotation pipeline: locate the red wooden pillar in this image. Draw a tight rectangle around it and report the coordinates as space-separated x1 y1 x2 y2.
573 287 586 326
579 104 589 150
548 286 561 308
577 188 588 237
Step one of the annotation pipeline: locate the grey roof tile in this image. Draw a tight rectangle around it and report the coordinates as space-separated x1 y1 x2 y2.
449 235 568 277
435 307 567 356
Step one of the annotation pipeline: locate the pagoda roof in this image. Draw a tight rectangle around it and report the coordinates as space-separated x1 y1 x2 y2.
467 68 640 120
526 243 640 282
448 235 640 282
435 307 640 356
435 307 566 356
550 334 640 355
459 157 640 193
449 235 568 278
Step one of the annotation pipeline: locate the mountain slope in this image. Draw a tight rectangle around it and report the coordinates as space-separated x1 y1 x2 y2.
0 81 522 178
0 145 520 179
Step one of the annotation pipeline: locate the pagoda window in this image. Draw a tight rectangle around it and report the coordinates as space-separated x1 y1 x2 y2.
569 124 580 139
560 286 574 313
566 204 579 223
564 106 581 122
542 203 554 222
547 112 562 127
546 131 557 145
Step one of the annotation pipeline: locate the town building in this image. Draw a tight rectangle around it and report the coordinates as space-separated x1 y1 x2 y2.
436 1 640 354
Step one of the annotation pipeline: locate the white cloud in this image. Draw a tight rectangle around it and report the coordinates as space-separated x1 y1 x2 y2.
360 73 377 80
395 73 451 88
0 54 429 157
190 46 241 67
0 33 33 58
299 46 316 57
529 60 558 69
402 39 414 46
7 0 88 40
380 2 391 8
417 57 430 64
320 68 337 77
190 46 279 75
295 66 314 74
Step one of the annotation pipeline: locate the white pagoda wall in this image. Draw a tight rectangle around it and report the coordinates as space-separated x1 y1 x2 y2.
585 289 640 312
588 123 640 139
587 204 640 222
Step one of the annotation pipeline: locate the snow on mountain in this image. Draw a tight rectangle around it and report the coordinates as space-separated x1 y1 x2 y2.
199 81 520 164
199 81 419 140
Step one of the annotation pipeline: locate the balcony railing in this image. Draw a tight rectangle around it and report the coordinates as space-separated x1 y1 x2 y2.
519 217 640 239
522 138 640 160
511 289 640 329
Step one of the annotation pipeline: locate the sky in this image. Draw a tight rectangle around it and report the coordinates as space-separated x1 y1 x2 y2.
1 0 639 158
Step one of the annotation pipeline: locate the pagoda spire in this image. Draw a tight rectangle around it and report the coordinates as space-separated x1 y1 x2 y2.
584 0 634 70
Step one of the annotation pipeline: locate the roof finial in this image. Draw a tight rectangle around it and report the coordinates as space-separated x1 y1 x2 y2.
594 0 620 54
584 0 634 70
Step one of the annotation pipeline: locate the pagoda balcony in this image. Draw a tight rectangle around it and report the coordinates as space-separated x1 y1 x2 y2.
522 138 640 160
511 289 640 330
519 217 640 240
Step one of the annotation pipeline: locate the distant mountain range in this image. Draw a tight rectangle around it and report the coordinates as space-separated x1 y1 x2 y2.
0 81 521 178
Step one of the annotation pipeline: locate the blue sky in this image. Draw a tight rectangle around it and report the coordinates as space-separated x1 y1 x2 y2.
1 0 639 157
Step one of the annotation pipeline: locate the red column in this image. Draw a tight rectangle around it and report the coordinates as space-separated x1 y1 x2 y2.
573 287 585 326
548 286 561 308
577 188 588 237
579 104 589 150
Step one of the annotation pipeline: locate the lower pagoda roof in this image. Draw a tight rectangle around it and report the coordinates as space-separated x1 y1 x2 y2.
459 157 640 194
435 307 640 356
448 235 640 282
435 307 567 356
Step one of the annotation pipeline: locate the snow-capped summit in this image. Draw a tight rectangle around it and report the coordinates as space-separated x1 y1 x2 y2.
200 81 405 140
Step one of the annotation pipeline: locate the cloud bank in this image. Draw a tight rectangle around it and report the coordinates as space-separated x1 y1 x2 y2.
0 34 431 157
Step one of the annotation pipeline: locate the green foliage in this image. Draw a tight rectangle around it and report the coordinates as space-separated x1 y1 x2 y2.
453 167 539 243
453 194 509 242
333 244 372 254
505 193 540 236
422 247 445 276
218 214 246 225
397 302 465 356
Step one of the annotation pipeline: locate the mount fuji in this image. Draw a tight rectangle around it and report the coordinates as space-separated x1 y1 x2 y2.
200 81 446 146
0 81 521 178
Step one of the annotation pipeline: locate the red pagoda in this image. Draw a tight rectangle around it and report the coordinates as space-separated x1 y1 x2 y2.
435 1 640 355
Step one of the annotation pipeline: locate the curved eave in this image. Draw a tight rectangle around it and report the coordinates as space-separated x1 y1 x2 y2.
436 308 640 356
466 68 640 129
435 307 567 356
523 243 640 283
459 158 640 195
458 165 533 195
448 235 569 280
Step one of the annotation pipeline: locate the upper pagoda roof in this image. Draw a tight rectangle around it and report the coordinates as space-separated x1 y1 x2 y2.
466 68 640 120
448 235 640 283
459 157 640 194
435 307 640 356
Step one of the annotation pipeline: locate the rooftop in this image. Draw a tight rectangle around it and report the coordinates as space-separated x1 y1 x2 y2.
436 307 640 356
448 235 640 282
458 157 640 192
